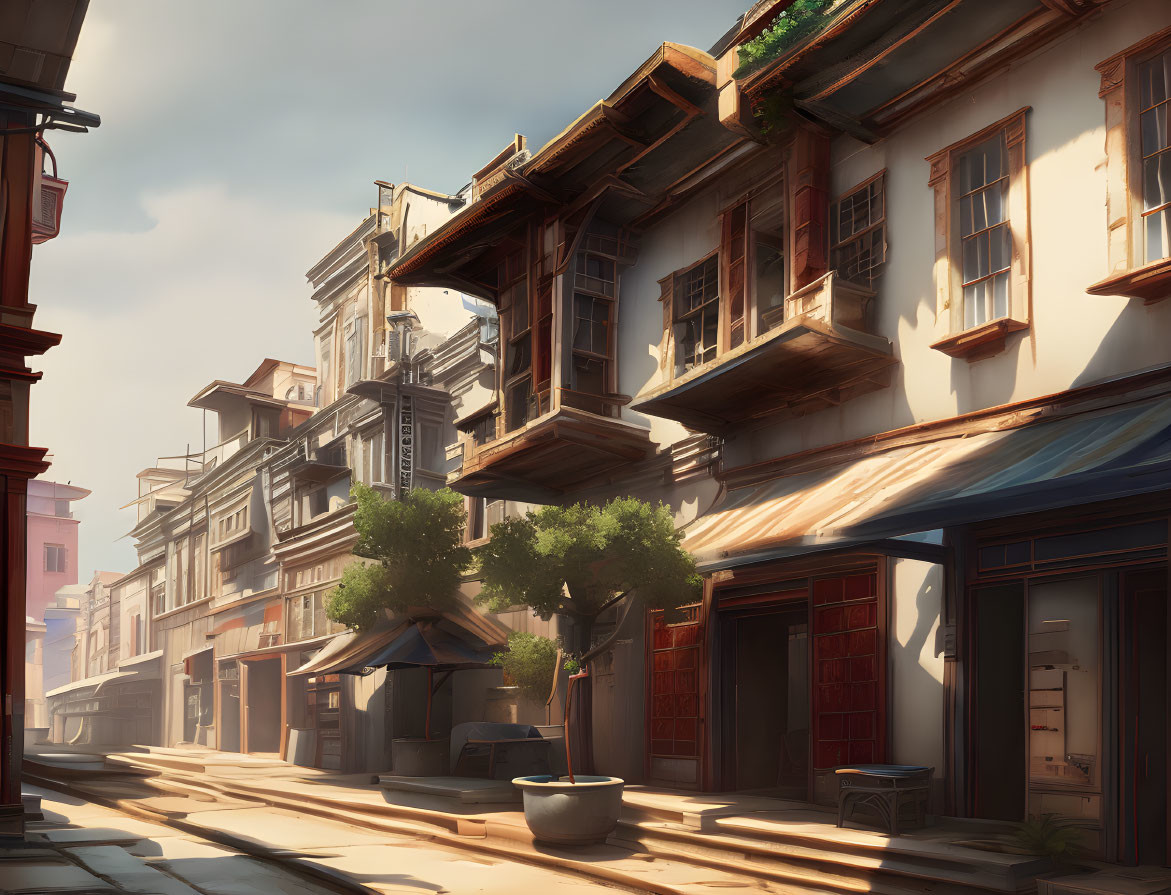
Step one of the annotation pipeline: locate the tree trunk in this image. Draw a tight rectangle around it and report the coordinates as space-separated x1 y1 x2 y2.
568 613 595 776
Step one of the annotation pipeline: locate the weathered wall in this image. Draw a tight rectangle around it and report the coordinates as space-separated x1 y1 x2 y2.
889 558 946 806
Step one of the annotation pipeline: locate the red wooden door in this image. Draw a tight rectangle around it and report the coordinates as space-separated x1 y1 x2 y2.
647 604 703 787
811 571 884 771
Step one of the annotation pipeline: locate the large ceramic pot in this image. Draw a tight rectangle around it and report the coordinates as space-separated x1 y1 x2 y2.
512 775 625 845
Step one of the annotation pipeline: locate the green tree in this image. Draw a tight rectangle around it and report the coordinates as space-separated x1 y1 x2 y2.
491 631 559 703
476 497 701 656
325 483 472 632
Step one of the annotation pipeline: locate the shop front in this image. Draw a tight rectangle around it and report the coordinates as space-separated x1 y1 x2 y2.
961 500 1170 865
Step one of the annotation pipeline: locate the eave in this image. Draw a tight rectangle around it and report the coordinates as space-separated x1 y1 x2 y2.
450 408 654 502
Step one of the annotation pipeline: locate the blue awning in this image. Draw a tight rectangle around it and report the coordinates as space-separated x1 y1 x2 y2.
685 393 1171 569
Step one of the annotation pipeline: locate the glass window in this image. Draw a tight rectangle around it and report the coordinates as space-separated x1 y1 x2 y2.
44 544 67 573
1139 48 1171 263
831 175 886 287
956 132 1011 329
674 256 720 373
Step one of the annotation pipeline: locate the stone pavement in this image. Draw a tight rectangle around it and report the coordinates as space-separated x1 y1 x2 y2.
7 785 661 895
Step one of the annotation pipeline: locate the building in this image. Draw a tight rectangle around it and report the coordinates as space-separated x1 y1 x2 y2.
26 479 89 623
0 0 99 835
387 0 1171 865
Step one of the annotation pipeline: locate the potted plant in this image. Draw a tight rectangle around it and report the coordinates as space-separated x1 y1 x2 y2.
477 497 700 845
326 484 471 776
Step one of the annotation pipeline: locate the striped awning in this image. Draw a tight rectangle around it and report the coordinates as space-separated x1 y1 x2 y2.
685 394 1171 568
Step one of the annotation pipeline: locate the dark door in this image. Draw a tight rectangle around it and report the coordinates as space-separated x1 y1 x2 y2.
971 582 1026 821
733 606 809 794
1122 568 1168 866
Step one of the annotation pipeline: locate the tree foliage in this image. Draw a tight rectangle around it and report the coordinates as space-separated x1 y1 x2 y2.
491 631 559 703
324 484 472 632
475 497 701 624
734 0 834 79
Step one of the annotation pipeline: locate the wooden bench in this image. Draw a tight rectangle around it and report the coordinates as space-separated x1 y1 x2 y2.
835 764 933 835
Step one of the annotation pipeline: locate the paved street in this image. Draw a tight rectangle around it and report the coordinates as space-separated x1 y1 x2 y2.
11 785 635 895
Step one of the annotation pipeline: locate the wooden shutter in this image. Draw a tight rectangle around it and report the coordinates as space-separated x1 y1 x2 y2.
722 203 748 350
647 604 704 786
811 570 885 770
789 127 831 290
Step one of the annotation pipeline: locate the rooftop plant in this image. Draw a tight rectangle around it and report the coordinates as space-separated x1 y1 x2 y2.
734 0 835 80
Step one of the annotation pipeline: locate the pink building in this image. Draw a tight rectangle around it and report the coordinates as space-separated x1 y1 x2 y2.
26 480 90 623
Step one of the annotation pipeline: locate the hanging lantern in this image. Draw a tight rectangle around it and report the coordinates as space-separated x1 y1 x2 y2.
31 138 68 244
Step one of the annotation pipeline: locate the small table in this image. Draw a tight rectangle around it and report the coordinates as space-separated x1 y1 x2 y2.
835 765 933 835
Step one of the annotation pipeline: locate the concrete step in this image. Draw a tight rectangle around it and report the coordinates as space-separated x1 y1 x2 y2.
616 818 1044 895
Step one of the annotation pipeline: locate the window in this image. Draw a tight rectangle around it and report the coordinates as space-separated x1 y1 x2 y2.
957 135 1011 329
150 567 165 616
288 591 345 642
44 544 66 573
499 248 537 433
54 499 70 518
831 172 886 288
673 255 720 374
172 537 188 607
358 428 384 485
466 496 486 543
192 533 207 602
304 486 329 520
1139 49 1171 263
345 315 366 386
317 332 332 406
926 108 1031 359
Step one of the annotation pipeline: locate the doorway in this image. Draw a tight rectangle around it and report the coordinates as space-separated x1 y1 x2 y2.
1121 568 1169 866
243 658 282 754
725 603 809 796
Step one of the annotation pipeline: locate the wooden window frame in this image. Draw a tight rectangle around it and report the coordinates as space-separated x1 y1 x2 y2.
831 170 888 289
663 250 721 379
927 108 1032 360
1089 27 1171 302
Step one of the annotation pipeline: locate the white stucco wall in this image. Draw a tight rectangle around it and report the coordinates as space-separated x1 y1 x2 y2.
616 0 1171 473
889 558 945 780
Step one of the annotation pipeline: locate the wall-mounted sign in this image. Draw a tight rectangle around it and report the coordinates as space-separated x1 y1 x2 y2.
398 395 414 496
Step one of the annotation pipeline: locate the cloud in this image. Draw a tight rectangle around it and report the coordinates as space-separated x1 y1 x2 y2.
28 0 751 576
29 184 351 574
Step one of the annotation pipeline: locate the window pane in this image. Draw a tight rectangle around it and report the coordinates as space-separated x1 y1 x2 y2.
993 271 1010 321
1139 51 1170 110
1143 151 1171 212
964 282 982 330
1146 206 1171 264
1142 106 1169 156
990 223 1011 274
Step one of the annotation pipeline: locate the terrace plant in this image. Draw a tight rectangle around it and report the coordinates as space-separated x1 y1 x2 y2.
734 0 835 79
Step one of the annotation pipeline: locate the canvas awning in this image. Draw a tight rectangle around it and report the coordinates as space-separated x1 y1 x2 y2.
685 393 1171 569
290 600 508 676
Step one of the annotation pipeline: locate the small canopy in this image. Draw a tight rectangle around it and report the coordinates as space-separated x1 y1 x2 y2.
365 620 499 670
290 600 508 677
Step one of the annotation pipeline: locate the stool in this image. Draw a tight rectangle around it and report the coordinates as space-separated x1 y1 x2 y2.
835 764 933 835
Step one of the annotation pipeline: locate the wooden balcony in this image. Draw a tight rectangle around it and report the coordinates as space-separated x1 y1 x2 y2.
632 272 896 433
449 406 654 501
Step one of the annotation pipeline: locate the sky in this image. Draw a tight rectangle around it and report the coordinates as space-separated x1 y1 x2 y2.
28 0 751 578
